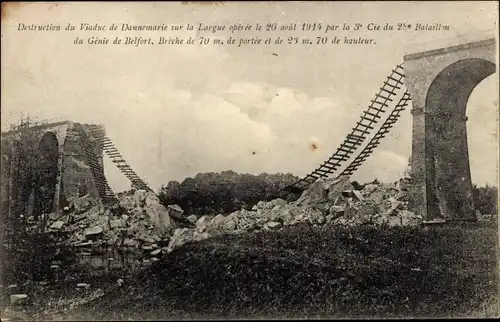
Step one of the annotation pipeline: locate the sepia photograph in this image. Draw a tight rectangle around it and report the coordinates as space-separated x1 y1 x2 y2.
1 1 499 320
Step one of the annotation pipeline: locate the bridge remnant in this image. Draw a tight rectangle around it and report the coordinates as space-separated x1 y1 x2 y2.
1 120 151 221
404 37 496 222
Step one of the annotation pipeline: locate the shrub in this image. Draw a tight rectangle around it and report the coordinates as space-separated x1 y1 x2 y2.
472 184 498 215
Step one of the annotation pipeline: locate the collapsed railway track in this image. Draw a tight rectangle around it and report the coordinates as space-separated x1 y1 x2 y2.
338 91 411 178
86 124 152 193
77 124 153 207
76 124 120 206
286 64 410 192
78 64 412 201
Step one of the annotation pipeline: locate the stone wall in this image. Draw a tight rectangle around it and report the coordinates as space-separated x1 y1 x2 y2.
60 123 102 206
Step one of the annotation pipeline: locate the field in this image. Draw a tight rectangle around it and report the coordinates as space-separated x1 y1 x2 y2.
42 220 499 320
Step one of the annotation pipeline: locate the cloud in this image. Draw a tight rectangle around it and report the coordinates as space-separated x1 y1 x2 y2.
116 80 370 192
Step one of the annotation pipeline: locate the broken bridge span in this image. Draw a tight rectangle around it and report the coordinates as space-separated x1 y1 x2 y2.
1 120 153 220
1 35 496 223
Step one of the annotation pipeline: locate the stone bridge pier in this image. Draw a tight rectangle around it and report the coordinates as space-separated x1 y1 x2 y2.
1 121 106 220
404 37 496 222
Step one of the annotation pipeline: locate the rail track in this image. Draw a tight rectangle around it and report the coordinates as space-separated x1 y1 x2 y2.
285 64 410 192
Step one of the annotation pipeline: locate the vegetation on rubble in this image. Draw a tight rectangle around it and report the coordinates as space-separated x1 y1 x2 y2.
66 221 497 320
158 171 300 216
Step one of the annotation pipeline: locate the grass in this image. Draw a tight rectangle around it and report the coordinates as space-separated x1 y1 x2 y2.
32 221 500 320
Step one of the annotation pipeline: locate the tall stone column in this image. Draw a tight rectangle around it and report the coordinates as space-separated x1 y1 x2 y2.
51 142 65 214
404 38 495 222
426 107 475 221
408 106 432 221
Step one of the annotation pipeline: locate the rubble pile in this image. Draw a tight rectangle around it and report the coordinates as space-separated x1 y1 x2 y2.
31 191 177 253
27 176 421 256
164 176 422 253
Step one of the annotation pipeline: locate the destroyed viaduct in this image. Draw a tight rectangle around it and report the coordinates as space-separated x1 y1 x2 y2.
0 36 497 224
1 121 109 220
404 37 496 222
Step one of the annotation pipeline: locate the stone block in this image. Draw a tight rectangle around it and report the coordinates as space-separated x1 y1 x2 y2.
50 220 65 230
151 249 162 256
167 204 184 219
145 203 172 231
266 221 282 230
84 226 103 238
109 219 124 228
10 294 28 306
186 214 197 224
195 215 213 232
210 214 226 227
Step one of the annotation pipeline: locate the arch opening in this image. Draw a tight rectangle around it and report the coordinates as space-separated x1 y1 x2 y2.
33 132 59 220
424 58 496 220
467 74 499 186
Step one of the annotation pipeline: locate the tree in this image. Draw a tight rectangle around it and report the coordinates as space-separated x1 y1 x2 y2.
472 184 498 215
157 172 301 216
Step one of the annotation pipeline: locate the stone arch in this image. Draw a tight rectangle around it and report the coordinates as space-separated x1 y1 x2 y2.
424 58 496 220
33 131 60 219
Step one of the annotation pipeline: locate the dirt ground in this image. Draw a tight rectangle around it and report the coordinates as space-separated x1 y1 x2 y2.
2 220 498 320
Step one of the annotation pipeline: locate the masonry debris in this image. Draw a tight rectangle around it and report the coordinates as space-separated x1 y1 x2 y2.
24 190 177 255
162 175 421 253
10 294 28 306
27 176 420 257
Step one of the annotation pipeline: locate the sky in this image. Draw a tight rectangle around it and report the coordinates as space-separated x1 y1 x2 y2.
1 1 498 192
